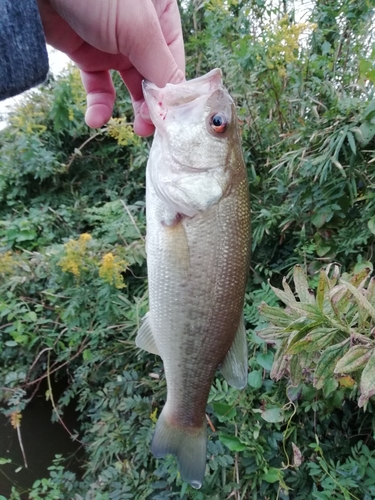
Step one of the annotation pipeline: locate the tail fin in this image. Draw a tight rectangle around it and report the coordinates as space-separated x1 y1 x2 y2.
151 408 207 489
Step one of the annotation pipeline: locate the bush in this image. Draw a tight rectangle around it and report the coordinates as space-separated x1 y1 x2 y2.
1 0 375 498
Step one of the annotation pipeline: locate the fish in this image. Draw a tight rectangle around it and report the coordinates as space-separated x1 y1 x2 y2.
136 68 251 489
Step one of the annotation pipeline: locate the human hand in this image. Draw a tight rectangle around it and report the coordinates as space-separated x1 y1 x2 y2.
37 0 185 136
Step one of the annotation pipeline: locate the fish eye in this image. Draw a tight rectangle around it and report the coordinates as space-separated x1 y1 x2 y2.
210 113 228 133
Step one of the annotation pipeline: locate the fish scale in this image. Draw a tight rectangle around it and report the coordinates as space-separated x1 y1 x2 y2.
136 69 251 488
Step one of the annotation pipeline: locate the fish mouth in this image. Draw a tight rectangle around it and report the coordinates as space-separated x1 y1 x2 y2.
141 79 158 98
142 68 223 101
142 69 224 125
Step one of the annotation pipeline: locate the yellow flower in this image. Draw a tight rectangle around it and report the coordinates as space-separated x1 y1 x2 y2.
99 252 128 288
69 66 86 113
107 117 138 146
10 412 22 429
58 233 92 276
79 233 92 244
9 103 47 135
0 251 16 275
265 16 316 77
150 408 158 424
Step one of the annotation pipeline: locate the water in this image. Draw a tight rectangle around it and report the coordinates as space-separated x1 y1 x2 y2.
0 382 83 498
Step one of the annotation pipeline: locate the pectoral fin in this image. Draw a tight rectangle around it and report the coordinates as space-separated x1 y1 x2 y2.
220 316 248 389
135 313 160 356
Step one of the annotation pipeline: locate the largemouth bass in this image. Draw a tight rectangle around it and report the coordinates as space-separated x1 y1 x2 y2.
136 69 251 489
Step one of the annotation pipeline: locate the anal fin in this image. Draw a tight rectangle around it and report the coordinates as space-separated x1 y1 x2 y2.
220 315 248 389
135 312 160 356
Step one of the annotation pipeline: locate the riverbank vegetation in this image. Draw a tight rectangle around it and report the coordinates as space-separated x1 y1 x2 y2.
1 0 375 498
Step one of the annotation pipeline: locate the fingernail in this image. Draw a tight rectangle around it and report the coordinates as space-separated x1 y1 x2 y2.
171 69 185 85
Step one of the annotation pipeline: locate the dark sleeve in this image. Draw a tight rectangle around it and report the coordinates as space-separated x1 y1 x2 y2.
0 0 49 100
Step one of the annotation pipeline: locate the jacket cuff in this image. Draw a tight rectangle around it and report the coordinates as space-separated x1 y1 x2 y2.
0 0 49 100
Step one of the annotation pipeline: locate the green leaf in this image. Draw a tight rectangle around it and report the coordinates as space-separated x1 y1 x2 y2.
256 325 287 340
334 268 371 313
284 316 310 332
326 263 341 287
269 285 321 319
362 100 375 120
261 407 284 423
12 334 29 345
341 279 375 321
290 355 303 386
232 38 250 58
367 277 375 308
356 121 375 145
28 311 37 322
311 210 332 229
288 328 335 354
270 339 289 381
180 482 188 498
286 321 325 351
293 265 314 304
219 434 246 452
316 268 329 311
268 284 297 307
323 377 338 397
262 467 280 483
248 370 263 389
359 58 372 77
347 131 356 155
368 218 375 235
354 260 373 274
315 237 331 257
287 384 302 402
314 340 349 389
366 69 375 85
258 303 293 327
83 349 93 361
281 277 296 302
0 458 11 465
5 340 18 347
359 351 375 407
299 350 316 373
334 346 374 374
212 402 237 421
250 330 265 345
331 157 346 178
321 41 331 55
256 352 274 371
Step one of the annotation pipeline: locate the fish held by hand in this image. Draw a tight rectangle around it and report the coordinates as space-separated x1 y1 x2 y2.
136 68 251 489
